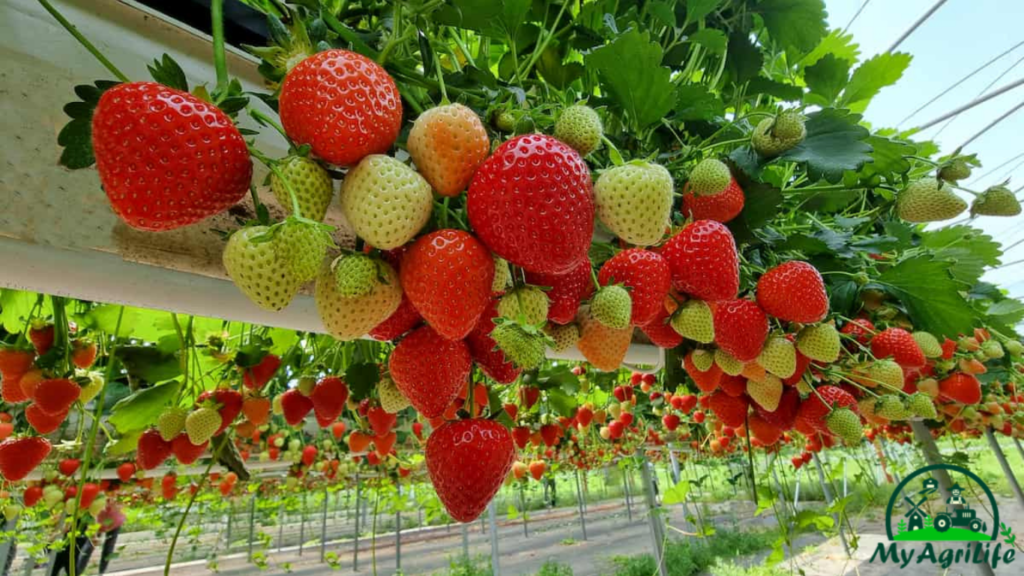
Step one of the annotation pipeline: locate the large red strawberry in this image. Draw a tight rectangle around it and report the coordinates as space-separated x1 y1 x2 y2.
29 323 55 356
367 407 397 437
310 377 348 424
681 178 745 223
389 326 472 418
756 386 800 430
468 134 594 274
748 413 782 445
683 351 722 393
425 419 515 522
136 429 173 470
465 300 522 384
597 249 671 326
871 328 926 369
25 404 67 434
92 82 251 231
401 230 494 341
368 296 422 342
640 303 683 349
197 389 243 435
32 379 81 415
756 261 828 323
660 220 739 301
278 49 402 167
0 348 35 404
713 300 769 362
171 433 207 465
795 385 857 435
0 437 51 481
525 259 594 325
707 391 749 428
939 373 982 405
241 354 280 390
840 318 875 348
281 389 314 426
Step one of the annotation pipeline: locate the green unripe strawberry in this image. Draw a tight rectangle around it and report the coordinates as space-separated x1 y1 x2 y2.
590 285 632 330
378 377 410 413
594 161 673 247
185 407 221 445
714 348 744 376
868 360 904 391
158 408 187 441
691 349 714 372
554 105 602 157
796 324 840 363
498 286 550 325
276 219 331 283
938 158 971 183
297 376 316 396
912 332 943 358
826 408 862 444
1005 340 1024 357
906 393 937 419
333 254 379 297
897 179 967 222
493 110 516 132
223 226 303 312
757 336 797 379
751 113 806 157
491 322 548 369
671 300 715 343
875 394 910 420
546 323 580 353
339 154 432 250
687 159 731 196
981 339 1004 359
492 256 512 293
971 185 1022 217
746 375 782 411
271 156 334 222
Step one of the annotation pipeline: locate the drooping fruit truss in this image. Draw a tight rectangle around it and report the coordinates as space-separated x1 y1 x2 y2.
4 0 1024 573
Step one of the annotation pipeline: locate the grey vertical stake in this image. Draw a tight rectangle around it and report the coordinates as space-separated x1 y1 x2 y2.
668 450 681 483
639 454 669 576
0 516 17 573
519 484 529 537
225 500 234 550
396 486 402 572
461 522 469 559
1014 437 1024 463
812 453 850 558
623 470 633 521
793 470 801 507
575 471 588 540
298 492 307 556
488 500 501 576
353 475 361 571
278 504 286 552
985 427 1024 507
320 487 329 563
247 495 256 562
911 420 995 576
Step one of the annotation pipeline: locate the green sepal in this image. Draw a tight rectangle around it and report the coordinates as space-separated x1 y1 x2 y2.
57 80 121 170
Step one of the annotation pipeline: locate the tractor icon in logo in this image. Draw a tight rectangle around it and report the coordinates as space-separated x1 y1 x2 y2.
934 482 985 534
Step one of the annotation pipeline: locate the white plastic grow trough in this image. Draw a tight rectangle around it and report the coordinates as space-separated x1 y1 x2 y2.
0 0 664 369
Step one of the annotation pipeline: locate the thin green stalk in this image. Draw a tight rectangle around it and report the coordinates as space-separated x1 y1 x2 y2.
247 108 290 143
210 0 229 97
165 447 224 576
37 0 129 82
519 0 572 79
68 306 124 576
433 55 449 104
248 146 304 218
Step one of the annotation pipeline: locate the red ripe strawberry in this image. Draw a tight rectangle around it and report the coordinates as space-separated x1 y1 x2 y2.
748 413 782 445
92 82 251 230
389 325 472 418
29 323 55 356
940 337 957 360
280 389 314 426
795 385 857 435
425 419 516 522
373 431 397 458
512 426 531 449
411 422 424 440
171 433 207 465
310 377 348 424
871 328 926 369
279 50 401 167
708 391 749 428
660 220 739 301
401 230 494 341
640 303 683 349
525 260 594 325
540 424 560 446
756 262 828 323
301 445 318 467
756 387 800 430
681 178 745 223
32 378 81 415
75 483 101 509
241 354 281 390
713 300 769 362
683 352 722 393
25 404 67 434
598 249 671 326
24 485 43 507
662 414 681 431
367 407 397 437
117 462 136 483
468 134 594 275
840 318 875 346
465 300 521 384
719 374 747 397
369 295 423 342
0 437 50 481
0 348 35 404
71 340 98 369
939 373 982 405
59 458 81 477
135 429 172 470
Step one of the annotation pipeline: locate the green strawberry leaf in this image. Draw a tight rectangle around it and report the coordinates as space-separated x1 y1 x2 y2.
545 388 577 418
779 108 873 183
345 361 380 402
536 45 584 90
726 30 764 85
675 84 725 121
860 136 916 182
874 256 977 338
686 28 727 54
435 0 531 41
685 0 724 25
115 346 182 384
799 29 860 70
746 77 803 102
756 0 828 55
147 54 188 91
57 80 120 170
804 54 850 107
839 51 913 113
586 29 676 130
920 225 1002 285
109 380 182 434
986 299 1024 336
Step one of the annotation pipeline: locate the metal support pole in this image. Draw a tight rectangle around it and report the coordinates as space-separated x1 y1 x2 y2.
488 500 501 576
793 469 801 508
624 470 633 521
353 475 361 571
320 487 329 562
247 495 256 562
396 486 402 572
461 522 469 559
812 453 851 558
1014 437 1024 463
985 427 1024 507
887 0 948 53
278 504 286 552
911 420 995 576
0 516 17 573
298 492 306 556
574 471 588 541
520 484 528 537
639 453 669 576
225 501 234 550
668 450 681 484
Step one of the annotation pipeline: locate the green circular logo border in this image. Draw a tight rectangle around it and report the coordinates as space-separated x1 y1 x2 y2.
885 463 999 541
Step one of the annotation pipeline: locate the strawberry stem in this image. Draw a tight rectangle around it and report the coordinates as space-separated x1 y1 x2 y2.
247 108 291 144
210 0 230 99
433 52 449 105
248 145 304 219
165 440 227 576
37 0 130 83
